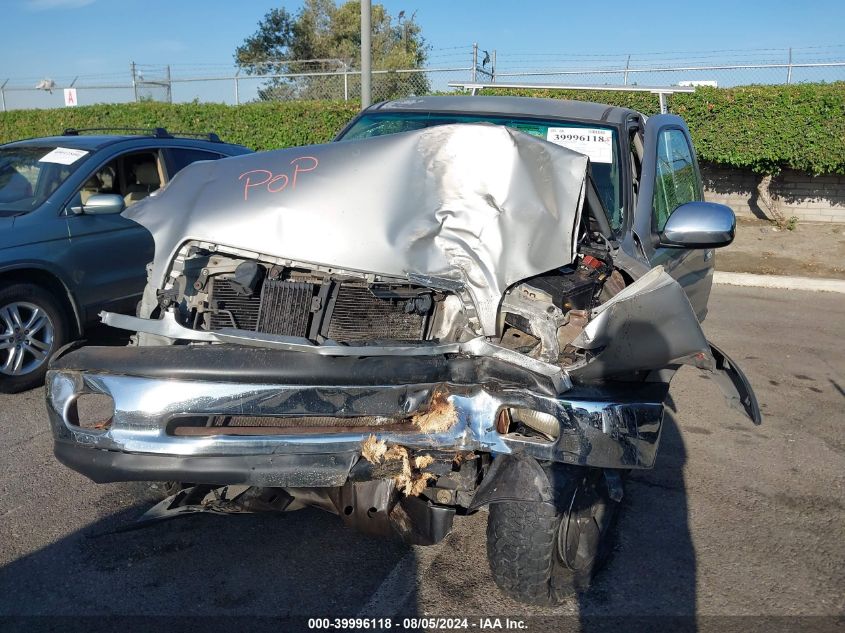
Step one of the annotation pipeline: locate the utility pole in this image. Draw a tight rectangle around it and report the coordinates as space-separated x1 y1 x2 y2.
361 0 372 108
130 61 138 102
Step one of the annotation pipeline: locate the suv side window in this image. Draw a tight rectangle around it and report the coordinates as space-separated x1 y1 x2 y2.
69 150 163 211
653 128 702 231
166 148 223 177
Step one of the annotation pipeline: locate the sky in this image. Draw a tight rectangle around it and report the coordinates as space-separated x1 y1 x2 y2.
1 0 844 106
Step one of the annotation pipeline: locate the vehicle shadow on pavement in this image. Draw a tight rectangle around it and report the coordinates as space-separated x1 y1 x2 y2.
0 485 420 622
578 411 697 629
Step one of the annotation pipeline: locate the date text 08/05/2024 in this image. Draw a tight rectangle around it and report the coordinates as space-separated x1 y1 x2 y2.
307 617 528 630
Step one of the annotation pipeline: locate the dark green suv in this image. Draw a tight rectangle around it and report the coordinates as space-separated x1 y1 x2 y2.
0 128 250 392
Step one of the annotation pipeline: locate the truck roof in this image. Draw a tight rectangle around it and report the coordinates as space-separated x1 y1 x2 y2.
369 95 640 126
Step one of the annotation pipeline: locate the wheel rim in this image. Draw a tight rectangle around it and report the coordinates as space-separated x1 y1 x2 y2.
0 301 55 376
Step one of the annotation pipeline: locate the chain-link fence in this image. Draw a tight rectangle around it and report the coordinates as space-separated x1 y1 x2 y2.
2 44 844 111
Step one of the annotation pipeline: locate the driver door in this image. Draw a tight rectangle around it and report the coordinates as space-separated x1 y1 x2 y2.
634 115 712 321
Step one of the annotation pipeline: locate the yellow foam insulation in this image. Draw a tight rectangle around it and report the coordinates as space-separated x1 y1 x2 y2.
361 434 388 463
412 390 459 433
414 454 435 469
359 438 436 497
453 451 477 466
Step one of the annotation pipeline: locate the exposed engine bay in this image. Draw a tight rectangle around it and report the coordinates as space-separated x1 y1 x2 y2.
149 228 625 372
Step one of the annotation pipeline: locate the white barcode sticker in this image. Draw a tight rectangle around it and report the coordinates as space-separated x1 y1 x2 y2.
546 127 613 163
39 147 89 165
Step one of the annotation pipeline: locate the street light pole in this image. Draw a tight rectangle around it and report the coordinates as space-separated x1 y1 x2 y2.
361 0 372 108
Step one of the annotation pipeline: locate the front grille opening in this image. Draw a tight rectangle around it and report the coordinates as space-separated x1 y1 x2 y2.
205 272 434 344
167 414 414 436
66 393 114 430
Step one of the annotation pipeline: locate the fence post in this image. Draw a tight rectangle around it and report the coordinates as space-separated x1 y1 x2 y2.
786 48 793 84
130 61 138 102
234 69 240 105
343 70 349 101
166 65 172 103
623 54 631 85
472 43 478 82
0 79 7 112
361 0 372 108
492 50 497 83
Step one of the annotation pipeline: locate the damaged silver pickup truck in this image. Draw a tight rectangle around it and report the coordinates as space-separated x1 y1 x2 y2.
46 96 760 605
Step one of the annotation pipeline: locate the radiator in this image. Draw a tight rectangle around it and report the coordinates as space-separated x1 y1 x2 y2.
208 277 426 342
326 284 426 342
207 278 261 331
256 280 314 337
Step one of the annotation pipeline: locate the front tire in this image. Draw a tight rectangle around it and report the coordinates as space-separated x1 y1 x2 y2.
0 283 69 393
486 470 618 605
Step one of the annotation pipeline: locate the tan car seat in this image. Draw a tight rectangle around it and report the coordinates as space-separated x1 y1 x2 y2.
79 166 116 205
124 161 160 207
79 174 102 205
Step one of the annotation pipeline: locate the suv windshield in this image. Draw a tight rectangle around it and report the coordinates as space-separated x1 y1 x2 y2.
339 112 623 230
0 146 90 216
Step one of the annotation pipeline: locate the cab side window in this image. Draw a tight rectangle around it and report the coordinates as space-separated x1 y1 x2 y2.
653 128 702 231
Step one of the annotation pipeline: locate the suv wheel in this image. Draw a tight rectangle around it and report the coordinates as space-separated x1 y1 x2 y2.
0 284 68 393
486 471 618 605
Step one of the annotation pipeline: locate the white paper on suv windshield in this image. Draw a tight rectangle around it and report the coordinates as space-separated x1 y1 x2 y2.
546 128 613 164
38 147 89 165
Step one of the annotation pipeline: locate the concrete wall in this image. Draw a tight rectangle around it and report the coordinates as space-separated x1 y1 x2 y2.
701 163 845 223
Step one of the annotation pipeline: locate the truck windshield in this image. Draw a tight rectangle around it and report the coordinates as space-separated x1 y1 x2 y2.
0 146 90 216
339 112 623 231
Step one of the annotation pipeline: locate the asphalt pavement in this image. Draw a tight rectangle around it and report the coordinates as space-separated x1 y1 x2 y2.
0 285 842 631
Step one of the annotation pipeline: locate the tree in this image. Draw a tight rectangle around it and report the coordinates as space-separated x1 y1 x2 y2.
235 0 429 101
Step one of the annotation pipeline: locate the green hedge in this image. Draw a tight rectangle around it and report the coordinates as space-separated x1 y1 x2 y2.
478 83 845 175
0 101 359 152
1 83 843 175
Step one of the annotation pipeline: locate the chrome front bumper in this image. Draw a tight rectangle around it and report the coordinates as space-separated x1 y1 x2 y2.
46 345 665 487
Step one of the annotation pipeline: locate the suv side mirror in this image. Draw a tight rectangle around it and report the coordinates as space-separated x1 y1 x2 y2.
659 201 735 249
83 193 125 215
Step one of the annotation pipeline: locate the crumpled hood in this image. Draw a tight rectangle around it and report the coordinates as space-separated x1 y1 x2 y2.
126 123 588 334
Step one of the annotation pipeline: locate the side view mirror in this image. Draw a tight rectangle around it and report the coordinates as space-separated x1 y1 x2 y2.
659 201 735 249
83 193 125 215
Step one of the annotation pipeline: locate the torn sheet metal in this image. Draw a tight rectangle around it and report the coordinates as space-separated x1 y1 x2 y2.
125 124 588 334
707 342 762 424
568 267 714 381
